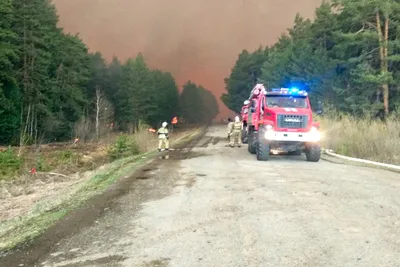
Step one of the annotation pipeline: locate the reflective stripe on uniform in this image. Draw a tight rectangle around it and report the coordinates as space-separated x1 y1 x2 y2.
157 127 169 139
158 127 168 134
233 122 241 131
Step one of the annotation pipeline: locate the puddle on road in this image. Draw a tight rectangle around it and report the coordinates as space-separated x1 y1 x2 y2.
212 137 225 145
160 151 206 161
142 168 158 172
44 254 127 267
185 176 197 188
200 136 213 147
136 176 150 180
199 136 225 147
140 257 171 267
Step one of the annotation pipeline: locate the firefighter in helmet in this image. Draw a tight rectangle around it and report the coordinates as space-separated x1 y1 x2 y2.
157 122 169 151
227 117 233 142
229 116 242 148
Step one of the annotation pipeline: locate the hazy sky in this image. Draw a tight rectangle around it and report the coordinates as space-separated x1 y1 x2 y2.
53 0 322 119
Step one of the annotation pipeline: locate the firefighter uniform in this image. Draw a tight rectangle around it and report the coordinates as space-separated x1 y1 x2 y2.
227 118 233 142
157 122 169 151
230 116 242 147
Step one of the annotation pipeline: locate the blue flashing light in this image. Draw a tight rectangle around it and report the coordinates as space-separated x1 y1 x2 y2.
288 87 308 96
269 87 308 96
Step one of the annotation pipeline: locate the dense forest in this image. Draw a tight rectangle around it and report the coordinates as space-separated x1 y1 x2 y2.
180 81 219 124
0 0 218 146
222 0 400 118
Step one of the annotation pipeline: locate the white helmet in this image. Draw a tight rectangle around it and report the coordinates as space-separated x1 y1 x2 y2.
162 122 168 127
235 116 240 122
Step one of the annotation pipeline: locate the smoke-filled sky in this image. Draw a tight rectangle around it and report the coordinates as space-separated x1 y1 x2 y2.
53 0 322 119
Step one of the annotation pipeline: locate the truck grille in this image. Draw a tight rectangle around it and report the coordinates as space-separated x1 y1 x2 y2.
277 114 308 129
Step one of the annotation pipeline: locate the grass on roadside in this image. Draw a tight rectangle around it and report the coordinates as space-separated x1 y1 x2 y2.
0 153 150 251
0 124 199 182
317 114 400 165
0 126 204 252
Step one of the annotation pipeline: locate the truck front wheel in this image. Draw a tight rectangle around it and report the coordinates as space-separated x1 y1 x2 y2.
305 144 321 162
256 141 270 161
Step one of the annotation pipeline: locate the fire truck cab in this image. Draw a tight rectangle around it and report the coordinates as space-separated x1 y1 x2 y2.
246 84 321 162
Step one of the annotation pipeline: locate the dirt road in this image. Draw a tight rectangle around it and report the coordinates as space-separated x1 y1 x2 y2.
2 125 400 267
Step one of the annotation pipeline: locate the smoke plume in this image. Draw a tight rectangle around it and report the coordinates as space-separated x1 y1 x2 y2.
54 0 322 119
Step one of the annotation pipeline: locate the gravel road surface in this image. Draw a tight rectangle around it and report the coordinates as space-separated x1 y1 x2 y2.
3 125 400 267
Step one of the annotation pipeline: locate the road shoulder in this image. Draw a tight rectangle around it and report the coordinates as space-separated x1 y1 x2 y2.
0 127 206 266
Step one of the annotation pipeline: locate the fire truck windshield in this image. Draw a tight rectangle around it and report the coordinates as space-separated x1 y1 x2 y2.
266 96 308 109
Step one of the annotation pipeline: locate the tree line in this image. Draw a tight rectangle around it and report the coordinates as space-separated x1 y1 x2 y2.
180 81 219 124
0 0 218 145
222 0 400 118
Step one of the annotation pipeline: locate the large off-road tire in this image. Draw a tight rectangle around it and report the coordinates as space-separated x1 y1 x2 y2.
256 140 270 161
241 129 248 144
305 144 321 162
247 134 256 154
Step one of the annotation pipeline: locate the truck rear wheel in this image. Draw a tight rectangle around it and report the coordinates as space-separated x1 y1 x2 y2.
247 134 256 154
305 144 321 162
256 141 270 161
241 129 248 144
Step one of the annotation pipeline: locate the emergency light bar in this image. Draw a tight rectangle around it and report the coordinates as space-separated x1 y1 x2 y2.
268 87 307 96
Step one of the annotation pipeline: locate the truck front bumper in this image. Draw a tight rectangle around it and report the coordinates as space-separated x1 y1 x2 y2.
264 129 321 143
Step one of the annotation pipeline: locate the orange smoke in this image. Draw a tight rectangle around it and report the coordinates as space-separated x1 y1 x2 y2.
53 0 322 119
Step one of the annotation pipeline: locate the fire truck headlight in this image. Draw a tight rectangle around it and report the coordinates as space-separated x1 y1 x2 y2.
310 126 321 142
264 127 275 139
266 124 273 130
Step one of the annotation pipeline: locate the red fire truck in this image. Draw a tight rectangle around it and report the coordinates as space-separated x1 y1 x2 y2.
240 101 249 143
245 84 321 162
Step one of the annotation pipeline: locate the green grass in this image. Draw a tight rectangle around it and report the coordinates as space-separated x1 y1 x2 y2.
0 127 204 252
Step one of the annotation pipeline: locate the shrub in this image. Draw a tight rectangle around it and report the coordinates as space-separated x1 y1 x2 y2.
108 134 140 161
35 155 50 172
0 147 23 179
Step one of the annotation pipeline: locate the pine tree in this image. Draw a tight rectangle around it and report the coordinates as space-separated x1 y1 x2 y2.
114 58 138 132
48 32 91 140
180 81 218 124
0 0 20 144
147 70 180 126
12 0 60 143
332 0 400 115
222 47 268 113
